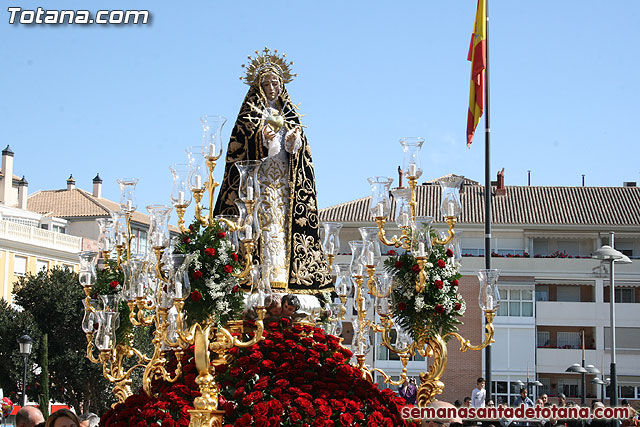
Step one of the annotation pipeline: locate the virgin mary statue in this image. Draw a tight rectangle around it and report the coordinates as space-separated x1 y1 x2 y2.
214 48 332 295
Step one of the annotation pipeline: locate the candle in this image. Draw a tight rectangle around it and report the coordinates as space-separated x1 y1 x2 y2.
418 242 426 257
399 212 410 227
367 251 375 266
126 200 133 211
208 143 215 157
326 240 335 254
375 203 384 218
244 224 252 239
408 164 417 177
178 191 185 205
194 175 202 189
246 186 254 201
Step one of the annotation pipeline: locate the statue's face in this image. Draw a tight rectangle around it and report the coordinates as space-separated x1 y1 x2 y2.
261 72 281 102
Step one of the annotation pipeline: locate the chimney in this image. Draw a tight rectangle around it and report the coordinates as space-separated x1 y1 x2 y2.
67 174 76 190
18 176 28 210
496 168 506 196
1 145 14 204
582 174 585 187
623 182 637 188
92 173 102 198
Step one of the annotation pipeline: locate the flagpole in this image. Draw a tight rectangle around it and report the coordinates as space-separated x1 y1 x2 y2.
483 0 493 403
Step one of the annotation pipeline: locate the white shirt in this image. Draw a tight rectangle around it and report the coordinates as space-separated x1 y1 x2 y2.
472 387 486 408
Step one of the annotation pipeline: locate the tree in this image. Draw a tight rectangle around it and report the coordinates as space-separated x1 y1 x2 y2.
39 332 49 418
0 299 41 403
12 267 116 413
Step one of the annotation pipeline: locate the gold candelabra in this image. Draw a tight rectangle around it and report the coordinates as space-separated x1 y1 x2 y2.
78 116 271 427
346 137 501 406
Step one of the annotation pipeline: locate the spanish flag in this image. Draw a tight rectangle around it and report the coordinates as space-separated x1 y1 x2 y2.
466 0 487 148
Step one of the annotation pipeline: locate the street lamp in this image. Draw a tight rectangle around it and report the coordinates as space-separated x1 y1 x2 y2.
17 334 33 407
592 235 628 409
591 377 610 401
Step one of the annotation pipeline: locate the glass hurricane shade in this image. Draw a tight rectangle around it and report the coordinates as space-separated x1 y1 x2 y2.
477 269 501 311
391 187 411 228
78 251 98 287
200 115 226 159
111 211 128 247
410 216 434 257
359 227 381 267
95 311 119 351
235 160 262 202
367 176 393 219
117 179 139 213
17 334 33 355
169 164 192 207
186 146 206 191
96 218 115 253
147 205 172 248
348 240 366 278
167 253 194 300
321 222 342 256
235 200 260 241
333 263 352 298
400 137 424 179
438 175 464 218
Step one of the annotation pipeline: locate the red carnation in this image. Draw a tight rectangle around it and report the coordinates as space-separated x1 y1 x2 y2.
446 248 454 257
205 247 216 257
192 270 203 280
232 285 239 293
452 279 459 287
224 264 233 273
190 290 202 302
455 303 462 311
435 304 445 313
231 252 239 262
109 280 119 289
434 279 443 289
182 236 191 244
217 231 226 238
397 302 407 311
411 264 420 273
437 259 446 268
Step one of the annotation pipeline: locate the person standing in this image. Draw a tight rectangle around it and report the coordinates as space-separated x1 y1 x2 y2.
16 406 45 427
513 388 535 408
472 377 487 408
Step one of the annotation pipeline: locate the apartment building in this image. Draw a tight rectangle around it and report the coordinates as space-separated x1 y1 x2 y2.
319 174 640 405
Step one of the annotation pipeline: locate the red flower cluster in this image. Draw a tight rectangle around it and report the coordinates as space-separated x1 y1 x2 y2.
434 279 443 289
223 264 233 274
411 264 420 273
445 248 454 257
231 252 239 262
101 320 418 427
437 259 446 268
205 247 216 257
394 260 404 270
192 270 203 280
190 290 203 302
451 279 459 287
217 231 227 238
109 280 119 289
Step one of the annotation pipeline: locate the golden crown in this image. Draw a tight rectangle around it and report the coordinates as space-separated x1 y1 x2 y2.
241 47 297 85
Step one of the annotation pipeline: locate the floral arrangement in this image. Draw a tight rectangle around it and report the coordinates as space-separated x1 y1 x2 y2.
101 319 420 427
172 220 245 326
384 242 464 342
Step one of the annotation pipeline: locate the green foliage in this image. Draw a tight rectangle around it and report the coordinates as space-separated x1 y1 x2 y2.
10 267 116 413
384 243 464 342
173 220 245 325
0 299 41 403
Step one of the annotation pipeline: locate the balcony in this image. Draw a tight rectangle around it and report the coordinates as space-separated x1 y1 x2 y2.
536 348 597 373
0 219 82 253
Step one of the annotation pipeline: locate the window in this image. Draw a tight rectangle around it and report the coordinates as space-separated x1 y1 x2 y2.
615 288 635 303
557 286 580 302
52 225 66 234
131 228 149 256
14 255 27 276
557 332 580 349
558 378 579 398
604 327 640 350
36 259 48 272
536 286 549 301
537 331 550 347
497 288 534 317
63 264 74 272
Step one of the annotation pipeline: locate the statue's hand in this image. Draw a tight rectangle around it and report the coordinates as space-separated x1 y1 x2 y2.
263 126 277 143
285 128 301 154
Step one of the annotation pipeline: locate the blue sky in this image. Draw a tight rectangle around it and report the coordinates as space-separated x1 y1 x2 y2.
2 1 639 224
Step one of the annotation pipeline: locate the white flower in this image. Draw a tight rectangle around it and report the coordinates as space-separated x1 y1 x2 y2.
415 295 425 310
